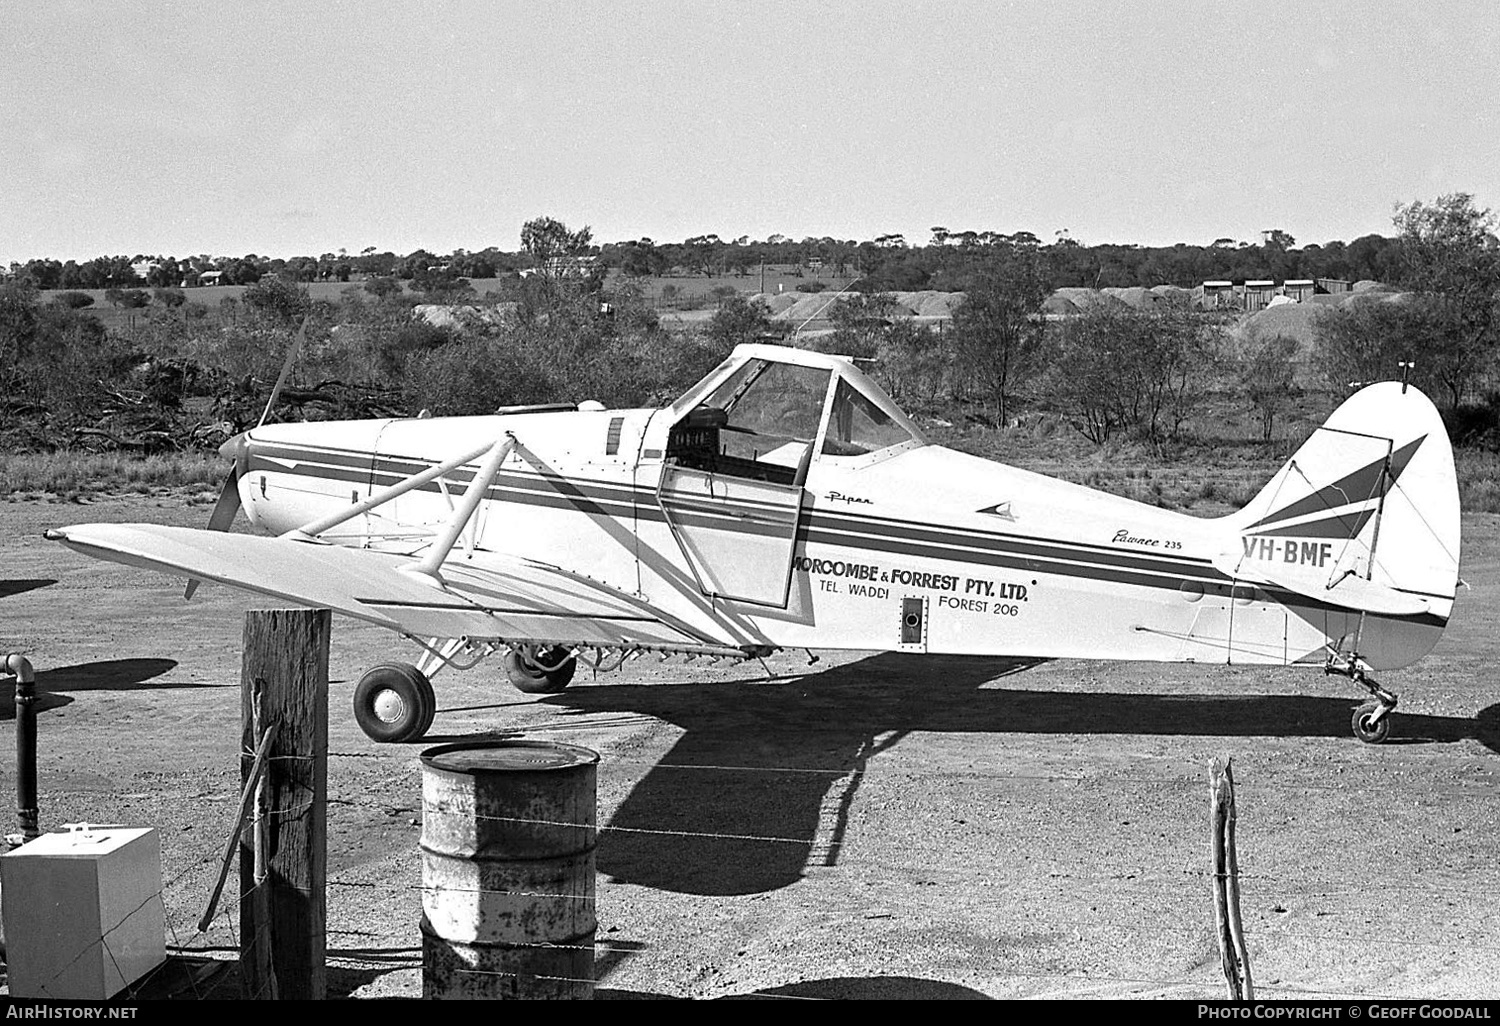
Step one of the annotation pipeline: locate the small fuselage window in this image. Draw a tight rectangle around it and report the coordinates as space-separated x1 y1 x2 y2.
822 378 917 457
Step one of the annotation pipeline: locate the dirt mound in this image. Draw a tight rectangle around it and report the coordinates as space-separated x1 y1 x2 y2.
1102 286 1164 309
749 292 801 315
755 290 968 324
913 292 965 317
1235 302 1326 348
1051 287 1125 311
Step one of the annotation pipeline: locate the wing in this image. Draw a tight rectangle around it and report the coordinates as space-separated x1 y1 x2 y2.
46 523 741 653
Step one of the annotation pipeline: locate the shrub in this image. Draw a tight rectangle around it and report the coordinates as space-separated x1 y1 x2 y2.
53 291 95 309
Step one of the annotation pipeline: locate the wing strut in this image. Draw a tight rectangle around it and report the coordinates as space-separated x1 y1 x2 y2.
281 431 520 586
409 435 517 581
282 439 500 542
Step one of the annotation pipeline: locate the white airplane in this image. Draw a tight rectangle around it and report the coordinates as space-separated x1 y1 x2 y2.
46 343 1461 745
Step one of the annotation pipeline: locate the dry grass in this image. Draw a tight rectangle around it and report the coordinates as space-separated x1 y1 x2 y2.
0 451 224 500
1457 449 1500 514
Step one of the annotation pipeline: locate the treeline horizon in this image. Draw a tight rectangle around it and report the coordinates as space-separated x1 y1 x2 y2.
4 226 1409 296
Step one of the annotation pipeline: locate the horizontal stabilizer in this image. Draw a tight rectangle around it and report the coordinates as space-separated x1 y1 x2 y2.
1210 552 1430 616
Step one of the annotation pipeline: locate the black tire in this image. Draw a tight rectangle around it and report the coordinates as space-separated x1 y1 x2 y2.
503 646 576 694
1352 701 1391 744
353 663 436 743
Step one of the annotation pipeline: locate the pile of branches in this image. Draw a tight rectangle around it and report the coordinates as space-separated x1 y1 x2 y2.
3 367 408 456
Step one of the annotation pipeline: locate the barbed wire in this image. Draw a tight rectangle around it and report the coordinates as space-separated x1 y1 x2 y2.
19 735 1495 1000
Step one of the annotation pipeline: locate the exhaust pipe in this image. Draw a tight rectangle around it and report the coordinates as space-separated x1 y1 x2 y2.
4 654 38 846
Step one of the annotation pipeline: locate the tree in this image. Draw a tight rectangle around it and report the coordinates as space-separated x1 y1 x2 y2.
1240 335 1300 442
946 246 1050 424
706 295 772 349
411 267 475 302
241 275 310 324
874 319 944 408
814 292 896 359
1314 294 1465 405
1385 193 1500 408
521 216 593 274
364 275 402 300
53 291 95 309
0 282 40 363
1046 305 1220 446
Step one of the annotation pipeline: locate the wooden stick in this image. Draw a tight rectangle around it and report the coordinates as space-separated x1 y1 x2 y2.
1210 756 1254 1000
197 722 278 933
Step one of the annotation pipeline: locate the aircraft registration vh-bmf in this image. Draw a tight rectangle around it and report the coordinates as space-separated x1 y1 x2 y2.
47 343 1461 746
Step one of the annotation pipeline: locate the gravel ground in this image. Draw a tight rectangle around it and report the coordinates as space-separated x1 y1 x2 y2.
2 494 1498 1001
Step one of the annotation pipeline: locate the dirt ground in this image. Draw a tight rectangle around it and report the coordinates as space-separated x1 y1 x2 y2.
1 492 1498 1001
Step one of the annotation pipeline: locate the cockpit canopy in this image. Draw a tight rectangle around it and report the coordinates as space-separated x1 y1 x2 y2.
667 344 925 485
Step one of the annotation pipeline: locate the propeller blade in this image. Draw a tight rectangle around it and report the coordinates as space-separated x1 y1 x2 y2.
205 465 243 532
258 315 310 428
184 466 242 600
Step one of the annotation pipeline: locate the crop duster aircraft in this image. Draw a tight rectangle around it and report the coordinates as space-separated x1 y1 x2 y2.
47 343 1461 745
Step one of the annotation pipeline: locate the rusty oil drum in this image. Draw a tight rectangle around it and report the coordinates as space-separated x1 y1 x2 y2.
419 740 598 999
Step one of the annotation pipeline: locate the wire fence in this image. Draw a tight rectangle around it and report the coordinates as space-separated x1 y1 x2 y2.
11 743 1500 1001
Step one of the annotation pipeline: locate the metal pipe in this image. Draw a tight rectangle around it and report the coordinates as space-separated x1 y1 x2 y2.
4 653 38 845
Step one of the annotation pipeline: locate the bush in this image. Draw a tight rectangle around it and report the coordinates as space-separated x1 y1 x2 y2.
242 275 310 324
364 275 402 299
53 291 95 309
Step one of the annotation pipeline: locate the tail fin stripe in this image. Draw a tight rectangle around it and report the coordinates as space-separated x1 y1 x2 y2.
1247 435 1424 532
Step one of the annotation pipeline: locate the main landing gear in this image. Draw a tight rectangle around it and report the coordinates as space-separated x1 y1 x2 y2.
503 645 577 694
1326 652 1398 745
353 662 436 744
351 644 580 744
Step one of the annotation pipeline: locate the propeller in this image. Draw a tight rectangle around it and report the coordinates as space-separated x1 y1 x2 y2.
184 317 308 600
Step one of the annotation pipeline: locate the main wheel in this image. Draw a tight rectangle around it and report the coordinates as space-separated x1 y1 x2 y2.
503 646 576 694
1352 701 1392 745
353 663 436 743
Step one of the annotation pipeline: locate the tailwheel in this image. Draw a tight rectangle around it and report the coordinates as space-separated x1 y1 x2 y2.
353 662 436 743
1352 701 1393 745
504 645 576 694
1326 651 1398 744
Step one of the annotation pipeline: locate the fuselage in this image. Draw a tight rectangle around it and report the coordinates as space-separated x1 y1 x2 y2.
236 382 1447 672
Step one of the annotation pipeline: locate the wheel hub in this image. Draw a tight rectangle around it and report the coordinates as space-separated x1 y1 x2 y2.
373 688 406 724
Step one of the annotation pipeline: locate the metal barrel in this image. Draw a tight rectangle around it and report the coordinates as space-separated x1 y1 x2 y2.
419 740 599 1000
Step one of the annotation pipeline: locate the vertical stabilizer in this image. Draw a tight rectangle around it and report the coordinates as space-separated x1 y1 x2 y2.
1220 382 1460 665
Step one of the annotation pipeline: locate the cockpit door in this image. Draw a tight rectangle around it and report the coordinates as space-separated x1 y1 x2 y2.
655 360 829 608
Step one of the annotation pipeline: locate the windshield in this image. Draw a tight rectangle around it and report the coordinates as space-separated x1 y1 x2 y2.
703 360 831 464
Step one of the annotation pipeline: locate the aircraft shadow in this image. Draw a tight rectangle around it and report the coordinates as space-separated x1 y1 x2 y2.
32 657 182 692
0 578 57 600
544 653 1500 897
0 658 186 718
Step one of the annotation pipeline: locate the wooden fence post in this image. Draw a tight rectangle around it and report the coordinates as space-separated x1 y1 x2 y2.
1210 756 1253 1000
239 609 330 1000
